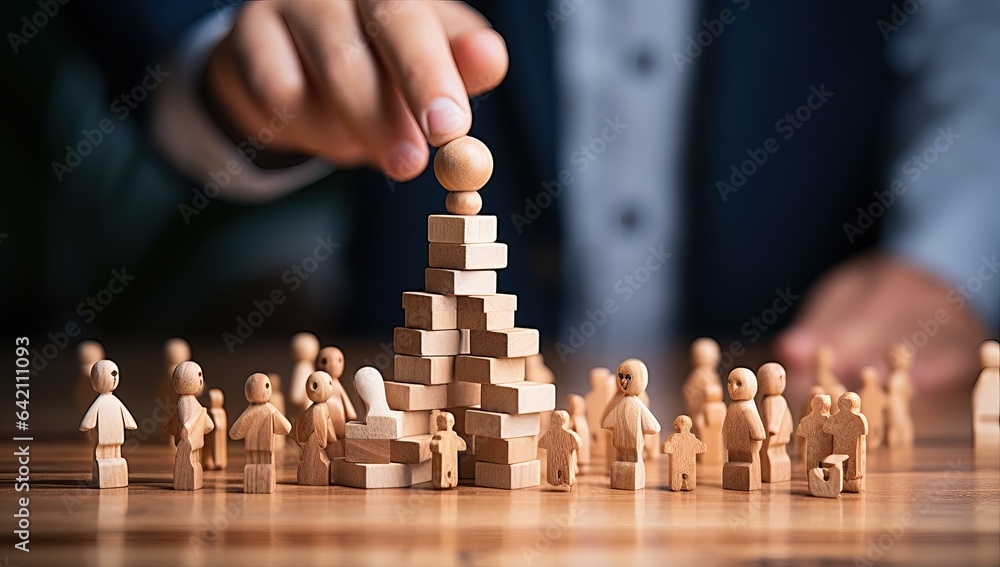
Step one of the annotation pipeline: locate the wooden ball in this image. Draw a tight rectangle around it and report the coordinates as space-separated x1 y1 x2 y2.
445 191 482 215
434 136 493 192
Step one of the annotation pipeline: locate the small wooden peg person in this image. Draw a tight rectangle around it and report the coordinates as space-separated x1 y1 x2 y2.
585 367 614 461
289 332 320 413
859 366 887 449
886 344 915 449
660 415 707 491
602 359 661 490
538 410 583 489
824 393 868 492
229 373 292 494
567 394 591 467
972 339 999 449
203 388 228 471
796 394 833 478
722 368 766 491
316 346 358 444
164 361 214 490
79 360 138 488
682 337 721 417
757 362 793 483
159 338 192 443
293 371 337 485
430 412 466 490
695 382 727 465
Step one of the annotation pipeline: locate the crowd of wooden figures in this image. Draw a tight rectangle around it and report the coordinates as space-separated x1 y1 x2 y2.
76 336 999 497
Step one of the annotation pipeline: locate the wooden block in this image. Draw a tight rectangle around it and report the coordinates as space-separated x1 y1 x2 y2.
410 459 432 485
457 294 517 313
465 409 540 438
394 328 462 357
481 382 555 415
457 310 515 331
244 463 277 494
393 355 454 385
425 268 497 296
455 355 525 384
460 329 470 354
474 435 538 464
808 454 849 498
390 434 433 464
404 307 457 330
427 214 497 244
344 439 391 464
401 291 456 311
469 328 539 358
447 381 481 407
429 242 508 270
345 417 402 440
333 458 412 488
475 460 541 490
459 452 477 479
385 382 448 411
402 410 434 436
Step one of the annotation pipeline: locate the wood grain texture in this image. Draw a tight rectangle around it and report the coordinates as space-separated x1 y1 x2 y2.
390 434 433 464
444 190 482 215
401 291 457 311
446 381 481 407
823 392 868 493
393 354 455 385
384 382 449 411
424 268 497 296
455 355 525 384
469 328 539 358
537 411 582 488
480 382 555 415
465 410 540 439
427 215 497 244
79 360 138 488
428 242 508 270
473 435 538 464
394 328 462 357
722 368 765 491
457 293 517 312
404 307 458 330
433 136 493 192
660 415 707 491
333 459 413 488
430 413 467 489
474 460 541 490
457 310 516 331
808 453 849 498
344 439 392 464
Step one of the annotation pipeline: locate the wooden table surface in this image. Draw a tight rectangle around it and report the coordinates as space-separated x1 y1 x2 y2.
3 437 998 567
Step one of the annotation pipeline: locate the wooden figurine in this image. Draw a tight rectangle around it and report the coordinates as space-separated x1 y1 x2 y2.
429 412 466 489
886 343 915 449
163 361 214 490
808 454 849 498
602 359 661 490
292 371 337 485
160 338 191 444
859 366 887 449
79 360 137 488
289 332 320 413
266 372 288 463
824 392 868 492
567 394 591 468
972 339 1000 450
347 366 403 439
660 415 707 491
695 382 727 465
722 368 765 491
74 340 106 415
796 394 833 478
757 362 792 483
538 410 582 489
202 388 228 471
316 346 358 456
585 367 614 463
682 337 721 418
229 373 292 494
816 345 847 414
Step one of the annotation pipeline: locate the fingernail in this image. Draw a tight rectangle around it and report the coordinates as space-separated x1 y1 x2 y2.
422 97 466 140
387 140 425 179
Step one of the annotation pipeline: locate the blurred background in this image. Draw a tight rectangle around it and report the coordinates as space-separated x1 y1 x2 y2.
1 0 997 434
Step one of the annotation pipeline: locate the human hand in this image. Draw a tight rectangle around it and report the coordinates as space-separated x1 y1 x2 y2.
775 254 988 394
205 0 508 180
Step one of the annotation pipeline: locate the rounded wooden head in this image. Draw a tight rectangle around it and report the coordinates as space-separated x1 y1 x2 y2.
77 340 105 366
615 359 648 396
727 368 757 401
316 346 345 379
433 136 493 192
209 388 224 408
353 367 389 414
306 371 334 404
757 362 786 396
810 393 832 414
589 367 611 388
290 332 320 360
244 373 272 404
172 360 204 396
567 393 584 414
980 339 1000 368
838 391 861 414
888 343 913 370
860 366 879 386
673 415 693 433
690 337 720 367
164 337 191 365
705 381 723 403
551 410 570 430
90 359 120 394
445 191 482 215
436 411 455 432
